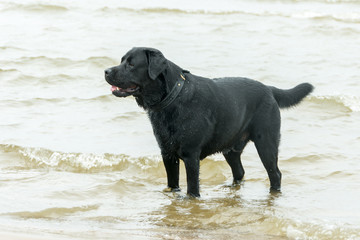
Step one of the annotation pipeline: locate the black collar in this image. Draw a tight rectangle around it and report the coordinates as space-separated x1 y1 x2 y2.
150 72 187 111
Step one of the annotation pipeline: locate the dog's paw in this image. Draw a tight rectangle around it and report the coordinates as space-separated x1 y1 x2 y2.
270 186 281 194
222 180 244 189
163 187 181 192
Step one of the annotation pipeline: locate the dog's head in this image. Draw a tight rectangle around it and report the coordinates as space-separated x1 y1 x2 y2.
105 47 167 98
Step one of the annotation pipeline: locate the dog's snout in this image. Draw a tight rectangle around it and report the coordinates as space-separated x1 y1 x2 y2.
104 68 112 76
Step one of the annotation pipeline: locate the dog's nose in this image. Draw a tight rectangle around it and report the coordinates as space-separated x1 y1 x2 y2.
104 68 112 76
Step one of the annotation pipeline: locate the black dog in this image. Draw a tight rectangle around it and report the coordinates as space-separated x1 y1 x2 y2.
105 47 313 197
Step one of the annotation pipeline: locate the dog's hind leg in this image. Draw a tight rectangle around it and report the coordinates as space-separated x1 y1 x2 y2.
252 108 282 192
223 151 244 184
223 132 250 184
254 138 282 192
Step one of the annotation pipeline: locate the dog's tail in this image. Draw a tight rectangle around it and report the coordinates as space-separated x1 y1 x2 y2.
269 83 314 108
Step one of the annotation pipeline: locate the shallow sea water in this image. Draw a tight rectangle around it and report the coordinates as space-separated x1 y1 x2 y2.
1 0 360 239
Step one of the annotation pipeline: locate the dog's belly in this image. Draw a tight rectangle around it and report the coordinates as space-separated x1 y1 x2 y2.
199 128 251 159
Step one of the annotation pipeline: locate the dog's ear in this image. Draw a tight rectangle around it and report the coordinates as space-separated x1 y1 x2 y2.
145 49 167 80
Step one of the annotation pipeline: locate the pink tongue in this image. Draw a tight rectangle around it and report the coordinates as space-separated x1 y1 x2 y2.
111 85 118 92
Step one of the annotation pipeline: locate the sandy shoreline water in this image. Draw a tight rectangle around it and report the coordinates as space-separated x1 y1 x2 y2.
0 229 288 240
0 232 63 240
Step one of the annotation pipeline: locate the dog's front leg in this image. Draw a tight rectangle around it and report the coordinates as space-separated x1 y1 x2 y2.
183 156 200 198
162 155 180 192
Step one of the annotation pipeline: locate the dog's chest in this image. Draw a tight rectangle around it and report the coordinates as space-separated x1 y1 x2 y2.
148 111 182 151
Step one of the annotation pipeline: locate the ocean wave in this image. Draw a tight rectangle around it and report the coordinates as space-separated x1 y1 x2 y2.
8 205 99 219
0 94 116 107
0 144 163 173
99 6 276 17
0 55 116 83
283 154 322 163
8 55 116 68
309 95 360 112
3 56 76 68
291 11 360 23
2 1 359 23
0 68 18 74
0 46 25 51
99 6 360 23
0 56 115 71
281 218 360 240
1 71 79 85
0 144 229 180
1 3 68 13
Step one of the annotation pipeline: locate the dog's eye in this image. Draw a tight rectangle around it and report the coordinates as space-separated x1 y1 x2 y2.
128 62 134 67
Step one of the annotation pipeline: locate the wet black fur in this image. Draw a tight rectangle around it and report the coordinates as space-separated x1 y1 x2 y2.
105 47 314 197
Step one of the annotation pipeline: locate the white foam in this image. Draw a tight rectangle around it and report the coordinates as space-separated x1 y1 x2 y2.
340 95 360 112
313 94 360 112
19 147 121 170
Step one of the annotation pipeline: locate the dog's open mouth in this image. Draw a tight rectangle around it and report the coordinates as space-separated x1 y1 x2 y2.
110 84 140 97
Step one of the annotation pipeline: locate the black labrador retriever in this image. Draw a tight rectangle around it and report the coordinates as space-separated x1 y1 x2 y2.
105 47 313 197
